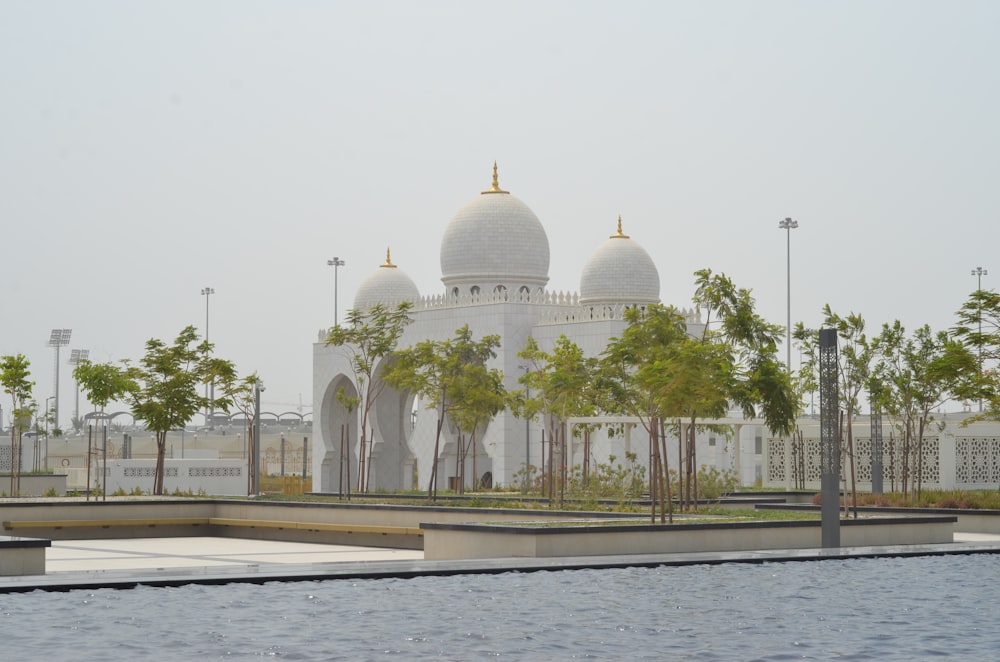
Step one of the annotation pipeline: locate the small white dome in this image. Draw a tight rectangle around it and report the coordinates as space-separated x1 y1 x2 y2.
353 249 420 311
579 218 660 306
440 164 549 294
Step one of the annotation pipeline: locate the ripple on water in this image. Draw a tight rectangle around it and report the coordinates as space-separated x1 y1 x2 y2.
1 555 999 660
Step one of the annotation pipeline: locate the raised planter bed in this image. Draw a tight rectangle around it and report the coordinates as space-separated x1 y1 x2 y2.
421 515 957 560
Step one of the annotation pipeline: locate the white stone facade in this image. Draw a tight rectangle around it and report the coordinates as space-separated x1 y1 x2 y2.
313 167 709 493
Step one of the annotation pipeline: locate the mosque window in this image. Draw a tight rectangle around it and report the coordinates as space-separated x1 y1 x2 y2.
494 284 507 300
452 287 459 297
470 286 480 296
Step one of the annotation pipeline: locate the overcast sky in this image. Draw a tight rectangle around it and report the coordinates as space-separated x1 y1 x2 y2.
2 1 998 427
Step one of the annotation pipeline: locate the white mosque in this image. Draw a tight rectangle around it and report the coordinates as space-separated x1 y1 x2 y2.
312 165 1000 495
311 164 709 493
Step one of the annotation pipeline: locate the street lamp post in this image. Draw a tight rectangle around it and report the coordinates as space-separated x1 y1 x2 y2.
972 267 988 412
202 287 214 426
44 396 55 471
47 329 72 432
254 379 265 496
68 349 90 430
778 218 799 372
327 257 346 327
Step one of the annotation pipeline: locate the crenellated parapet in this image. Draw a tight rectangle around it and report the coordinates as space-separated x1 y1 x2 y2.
412 288 579 311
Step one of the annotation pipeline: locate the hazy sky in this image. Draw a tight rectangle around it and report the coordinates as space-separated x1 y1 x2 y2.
2 1 998 427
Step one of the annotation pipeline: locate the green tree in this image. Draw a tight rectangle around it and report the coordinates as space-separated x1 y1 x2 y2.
0 354 34 496
123 326 233 495
873 322 974 499
325 302 413 493
952 288 1000 416
598 304 692 521
693 269 797 438
384 325 500 498
446 341 506 493
516 335 598 503
73 359 140 496
691 269 797 507
214 371 262 495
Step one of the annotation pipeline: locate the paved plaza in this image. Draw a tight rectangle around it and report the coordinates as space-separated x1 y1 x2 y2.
0 532 996 593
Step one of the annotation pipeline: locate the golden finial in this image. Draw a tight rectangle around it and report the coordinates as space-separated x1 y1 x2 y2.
481 161 509 194
610 214 630 238
381 247 397 268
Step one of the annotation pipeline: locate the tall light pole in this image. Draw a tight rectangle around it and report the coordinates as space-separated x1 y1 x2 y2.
327 257 345 327
779 218 799 372
68 349 90 429
972 267 988 412
201 287 214 426
43 396 55 471
254 378 265 496
47 329 72 432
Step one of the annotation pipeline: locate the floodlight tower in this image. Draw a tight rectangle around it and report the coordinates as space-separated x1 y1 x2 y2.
48 329 72 431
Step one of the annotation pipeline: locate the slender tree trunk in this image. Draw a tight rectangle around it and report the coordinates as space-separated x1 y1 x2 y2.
366 430 376 493
660 418 673 523
798 429 806 490
429 414 443 499
155 430 167 495
916 414 926 500
357 433 366 493
902 419 911 498
688 416 698 507
888 430 896 493
649 416 663 523
839 411 847 517
471 429 478 491
547 417 555 502
677 426 687 512
559 423 565 505
649 417 659 523
847 408 858 519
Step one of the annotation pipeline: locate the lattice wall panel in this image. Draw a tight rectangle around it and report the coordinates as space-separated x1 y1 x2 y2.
766 435 945 487
956 437 1000 485
766 438 786 482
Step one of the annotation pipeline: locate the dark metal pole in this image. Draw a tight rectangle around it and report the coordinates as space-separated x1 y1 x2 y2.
254 380 262 496
870 387 883 494
819 328 841 547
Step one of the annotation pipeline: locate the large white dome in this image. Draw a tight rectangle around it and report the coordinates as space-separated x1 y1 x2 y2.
579 217 660 306
353 249 420 311
439 164 549 296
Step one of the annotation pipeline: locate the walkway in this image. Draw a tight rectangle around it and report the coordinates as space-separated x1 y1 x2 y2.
0 532 998 593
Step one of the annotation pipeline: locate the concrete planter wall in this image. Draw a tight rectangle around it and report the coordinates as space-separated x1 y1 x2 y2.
0 474 68 497
421 516 957 560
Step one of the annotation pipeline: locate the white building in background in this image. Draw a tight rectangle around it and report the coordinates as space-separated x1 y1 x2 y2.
312 166 1000 494
312 164 716 493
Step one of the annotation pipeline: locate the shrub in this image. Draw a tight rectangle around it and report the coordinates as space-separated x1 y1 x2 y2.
697 466 739 500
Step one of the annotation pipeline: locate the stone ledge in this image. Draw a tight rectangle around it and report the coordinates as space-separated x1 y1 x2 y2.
421 516 957 560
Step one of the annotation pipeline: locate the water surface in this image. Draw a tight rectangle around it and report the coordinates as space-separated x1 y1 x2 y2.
1 554 995 660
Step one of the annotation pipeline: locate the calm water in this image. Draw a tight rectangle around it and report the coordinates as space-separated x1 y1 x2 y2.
2 555 997 660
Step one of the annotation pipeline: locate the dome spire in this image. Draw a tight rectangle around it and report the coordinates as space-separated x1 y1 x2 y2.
610 214 630 239
381 247 397 268
482 161 509 194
